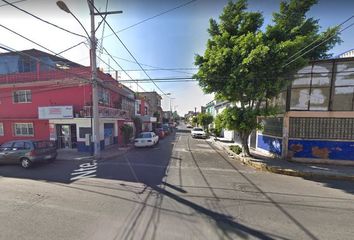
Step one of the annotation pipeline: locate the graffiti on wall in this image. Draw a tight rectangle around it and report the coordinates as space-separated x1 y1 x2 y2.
257 134 282 155
288 140 354 161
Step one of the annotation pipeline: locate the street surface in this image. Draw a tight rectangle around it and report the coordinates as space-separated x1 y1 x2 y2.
1 124 354 240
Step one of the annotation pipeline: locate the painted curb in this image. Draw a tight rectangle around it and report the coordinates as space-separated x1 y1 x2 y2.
215 141 354 181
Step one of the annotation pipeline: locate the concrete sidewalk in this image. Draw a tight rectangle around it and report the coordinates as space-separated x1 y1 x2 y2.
56 145 132 161
208 138 354 181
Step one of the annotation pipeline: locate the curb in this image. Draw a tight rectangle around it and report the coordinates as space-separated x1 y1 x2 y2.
56 147 133 162
214 141 354 181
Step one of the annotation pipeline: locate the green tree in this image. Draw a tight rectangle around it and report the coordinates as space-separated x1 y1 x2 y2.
213 113 224 137
194 0 340 156
197 113 214 132
191 116 198 127
120 124 133 146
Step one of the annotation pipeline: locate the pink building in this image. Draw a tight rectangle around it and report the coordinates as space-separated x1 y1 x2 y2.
0 49 135 152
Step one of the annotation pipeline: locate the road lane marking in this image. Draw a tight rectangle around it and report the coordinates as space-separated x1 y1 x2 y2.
70 160 97 181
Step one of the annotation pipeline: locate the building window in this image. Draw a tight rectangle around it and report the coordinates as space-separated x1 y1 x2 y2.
13 90 32 103
332 61 354 111
290 62 333 111
0 123 3 136
13 123 34 136
79 127 92 138
98 88 110 106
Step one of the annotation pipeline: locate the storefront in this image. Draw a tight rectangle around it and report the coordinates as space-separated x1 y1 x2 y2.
39 105 122 152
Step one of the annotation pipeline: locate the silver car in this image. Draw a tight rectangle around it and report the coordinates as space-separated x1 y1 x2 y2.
0 140 57 168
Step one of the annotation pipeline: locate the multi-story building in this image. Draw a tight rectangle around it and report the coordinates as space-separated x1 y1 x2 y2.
134 94 157 132
137 91 162 125
0 49 135 152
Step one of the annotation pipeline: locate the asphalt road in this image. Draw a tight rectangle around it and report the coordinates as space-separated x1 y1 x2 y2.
1 124 354 240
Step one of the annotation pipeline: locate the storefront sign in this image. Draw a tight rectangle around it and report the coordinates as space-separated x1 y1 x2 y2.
38 106 73 119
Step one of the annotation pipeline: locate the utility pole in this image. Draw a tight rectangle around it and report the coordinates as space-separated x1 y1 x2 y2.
89 0 100 157
57 0 122 158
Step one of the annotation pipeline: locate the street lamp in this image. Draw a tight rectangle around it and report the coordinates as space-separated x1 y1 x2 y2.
57 0 122 158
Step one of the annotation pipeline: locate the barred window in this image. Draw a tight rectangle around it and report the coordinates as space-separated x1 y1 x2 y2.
13 123 34 136
260 117 283 137
289 117 354 140
13 90 32 103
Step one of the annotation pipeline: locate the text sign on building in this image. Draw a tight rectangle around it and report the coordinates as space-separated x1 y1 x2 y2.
38 106 73 119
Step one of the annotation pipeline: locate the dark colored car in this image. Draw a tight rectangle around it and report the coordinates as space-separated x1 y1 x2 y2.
162 125 171 135
0 140 57 168
155 128 165 139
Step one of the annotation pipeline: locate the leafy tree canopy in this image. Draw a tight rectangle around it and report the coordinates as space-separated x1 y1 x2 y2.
194 0 341 155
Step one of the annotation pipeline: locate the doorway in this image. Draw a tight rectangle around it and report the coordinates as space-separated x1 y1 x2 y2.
56 124 77 149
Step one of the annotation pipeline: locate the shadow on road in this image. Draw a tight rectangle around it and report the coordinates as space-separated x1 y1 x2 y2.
0 129 297 239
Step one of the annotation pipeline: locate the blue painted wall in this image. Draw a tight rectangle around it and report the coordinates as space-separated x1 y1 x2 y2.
288 139 354 161
257 134 282 155
77 141 93 153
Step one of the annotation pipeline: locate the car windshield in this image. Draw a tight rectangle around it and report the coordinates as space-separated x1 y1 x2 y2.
138 133 151 138
193 128 204 131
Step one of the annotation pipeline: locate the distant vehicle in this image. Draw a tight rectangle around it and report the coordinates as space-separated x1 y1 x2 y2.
134 132 159 147
191 128 207 139
186 124 193 128
0 140 57 169
155 128 165 139
162 125 171 135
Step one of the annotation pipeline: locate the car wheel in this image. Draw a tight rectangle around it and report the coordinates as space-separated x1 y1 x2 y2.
21 158 32 169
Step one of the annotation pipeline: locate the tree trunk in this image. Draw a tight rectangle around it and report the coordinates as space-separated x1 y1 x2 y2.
239 131 251 157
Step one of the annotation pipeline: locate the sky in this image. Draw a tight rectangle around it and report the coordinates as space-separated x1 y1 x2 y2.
0 0 354 115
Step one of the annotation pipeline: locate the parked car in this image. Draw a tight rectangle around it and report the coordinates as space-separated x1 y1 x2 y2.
134 132 159 147
191 127 207 139
155 128 165 139
0 140 57 169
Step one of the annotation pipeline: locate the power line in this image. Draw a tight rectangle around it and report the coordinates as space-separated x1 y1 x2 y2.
60 0 199 74
0 0 26 7
284 15 354 64
102 47 147 92
0 24 67 59
99 51 196 75
283 21 354 68
97 0 109 66
55 41 86 56
101 0 197 40
0 23 89 68
81 40 146 92
104 67 198 72
88 0 168 96
1 0 86 38
283 15 354 68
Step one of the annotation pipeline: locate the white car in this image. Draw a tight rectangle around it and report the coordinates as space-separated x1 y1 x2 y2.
134 132 159 147
191 127 207 139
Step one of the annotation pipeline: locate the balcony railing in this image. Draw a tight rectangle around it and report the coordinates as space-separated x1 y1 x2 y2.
82 106 130 119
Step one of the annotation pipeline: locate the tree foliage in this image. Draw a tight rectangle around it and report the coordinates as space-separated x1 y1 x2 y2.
194 0 340 156
120 124 133 146
191 116 198 126
197 113 214 131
